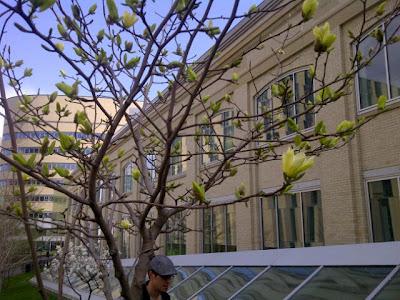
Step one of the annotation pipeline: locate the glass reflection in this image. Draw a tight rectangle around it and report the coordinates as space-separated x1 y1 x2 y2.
386 15 400 99
292 266 393 299
234 267 316 299
170 267 226 299
358 27 388 109
375 269 400 300
170 266 199 289
368 179 400 242
192 267 264 300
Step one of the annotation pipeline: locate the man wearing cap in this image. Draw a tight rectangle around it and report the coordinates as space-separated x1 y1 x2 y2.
142 255 177 300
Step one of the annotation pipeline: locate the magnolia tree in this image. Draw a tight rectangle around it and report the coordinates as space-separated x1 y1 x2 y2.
0 0 398 299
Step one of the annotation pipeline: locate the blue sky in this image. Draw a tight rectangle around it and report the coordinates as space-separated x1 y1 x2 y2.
0 0 263 136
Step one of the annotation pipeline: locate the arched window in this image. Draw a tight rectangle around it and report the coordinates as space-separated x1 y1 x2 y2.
256 69 314 139
122 162 133 193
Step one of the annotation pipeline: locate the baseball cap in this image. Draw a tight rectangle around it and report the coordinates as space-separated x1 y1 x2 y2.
149 255 177 276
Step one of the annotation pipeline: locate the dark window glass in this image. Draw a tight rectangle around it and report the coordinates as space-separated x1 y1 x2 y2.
261 197 278 249
278 194 302 248
192 266 264 299
368 179 400 242
236 267 316 299
292 266 393 299
302 190 324 247
166 212 186 256
123 163 133 193
386 16 400 99
169 267 226 299
375 268 400 300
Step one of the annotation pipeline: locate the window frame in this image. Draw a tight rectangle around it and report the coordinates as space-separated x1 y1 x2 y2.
122 162 133 193
255 68 316 141
364 175 400 243
199 109 235 166
202 205 237 253
355 16 400 113
259 189 324 249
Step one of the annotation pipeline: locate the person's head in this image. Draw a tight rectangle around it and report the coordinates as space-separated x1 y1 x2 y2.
148 255 177 293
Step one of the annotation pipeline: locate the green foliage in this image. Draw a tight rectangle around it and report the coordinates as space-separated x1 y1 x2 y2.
235 183 246 199
55 81 78 99
302 0 318 21
377 95 387 110
192 181 206 204
132 168 141 181
54 167 70 178
106 0 119 24
186 67 197 82
336 120 355 135
313 22 336 53
122 11 137 28
59 132 76 151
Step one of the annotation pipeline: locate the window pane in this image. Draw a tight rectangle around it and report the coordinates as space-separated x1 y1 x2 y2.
278 194 302 248
213 206 226 252
294 70 314 129
236 267 316 299
170 137 183 176
257 89 275 140
375 268 400 300
223 111 234 151
192 266 264 299
292 266 393 299
358 29 389 109
302 190 324 247
368 179 400 242
166 212 186 256
386 15 400 99
279 75 295 135
203 209 212 253
201 125 218 164
170 266 199 289
123 163 132 193
170 267 226 299
261 197 278 249
226 205 237 252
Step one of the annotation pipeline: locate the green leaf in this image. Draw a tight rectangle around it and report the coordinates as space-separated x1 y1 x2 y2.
287 118 299 132
27 154 37 168
376 1 386 16
248 4 258 14
39 0 56 12
231 72 239 83
235 183 246 199
122 11 137 28
89 3 97 14
210 101 221 114
40 137 49 156
24 68 33 77
302 0 319 21
49 91 58 102
59 132 75 151
132 168 141 181
314 120 327 135
118 149 125 158
186 67 197 82
55 42 64 52
41 163 49 177
97 29 105 42
192 181 206 204
54 167 70 178
13 153 27 167
377 95 387 110
106 0 119 24
125 56 140 69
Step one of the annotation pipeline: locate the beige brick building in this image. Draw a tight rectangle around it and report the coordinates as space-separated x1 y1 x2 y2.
0 95 118 250
98 0 400 259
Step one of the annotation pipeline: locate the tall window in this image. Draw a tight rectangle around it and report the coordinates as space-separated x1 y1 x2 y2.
368 178 400 242
260 190 324 249
123 162 133 193
357 15 400 110
170 137 183 176
145 153 156 181
256 70 314 138
200 110 235 165
165 212 186 256
203 205 236 253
